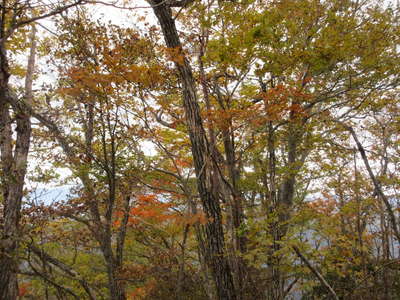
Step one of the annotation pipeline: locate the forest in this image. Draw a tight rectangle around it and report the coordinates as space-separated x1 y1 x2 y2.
0 0 399 299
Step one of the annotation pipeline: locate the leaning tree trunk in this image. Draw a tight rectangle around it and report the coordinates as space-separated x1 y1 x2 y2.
0 25 36 300
148 1 237 299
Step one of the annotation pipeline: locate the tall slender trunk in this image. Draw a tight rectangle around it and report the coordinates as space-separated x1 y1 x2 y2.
102 241 126 300
0 25 36 300
265 96 304 299
222 126 248 299
148 2 236 299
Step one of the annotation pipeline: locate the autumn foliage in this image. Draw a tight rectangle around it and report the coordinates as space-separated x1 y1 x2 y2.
1 0 400 299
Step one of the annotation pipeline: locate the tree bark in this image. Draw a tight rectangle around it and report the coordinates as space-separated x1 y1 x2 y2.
148 1 236 299
0 25 36 300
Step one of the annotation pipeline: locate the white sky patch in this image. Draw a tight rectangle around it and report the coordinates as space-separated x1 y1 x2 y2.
140 140 157 156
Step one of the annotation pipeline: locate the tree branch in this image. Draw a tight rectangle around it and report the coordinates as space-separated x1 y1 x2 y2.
292 246 339 300
28 244 98 300
337 121 400 242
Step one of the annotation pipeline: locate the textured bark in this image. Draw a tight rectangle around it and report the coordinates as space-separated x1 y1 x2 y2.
270 120 304 299
0 2 84 296
0 25 36 300
148 1 236 299
102 241 126 300
221 114 247 299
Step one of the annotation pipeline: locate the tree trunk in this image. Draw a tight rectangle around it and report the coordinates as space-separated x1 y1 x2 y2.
0 25 36 300
101 225 126 300
148 2 236 299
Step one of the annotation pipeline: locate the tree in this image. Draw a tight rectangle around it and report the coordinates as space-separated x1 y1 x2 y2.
0 1 85 298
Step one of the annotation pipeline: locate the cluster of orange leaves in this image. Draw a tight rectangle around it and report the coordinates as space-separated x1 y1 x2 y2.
113 194 173 227
306 193 338 215
261 84 313 120
202 84 314 131
204 107 262 131
18 282 31 297
163 46 185 65
128 279 156 300
113 193 210 229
